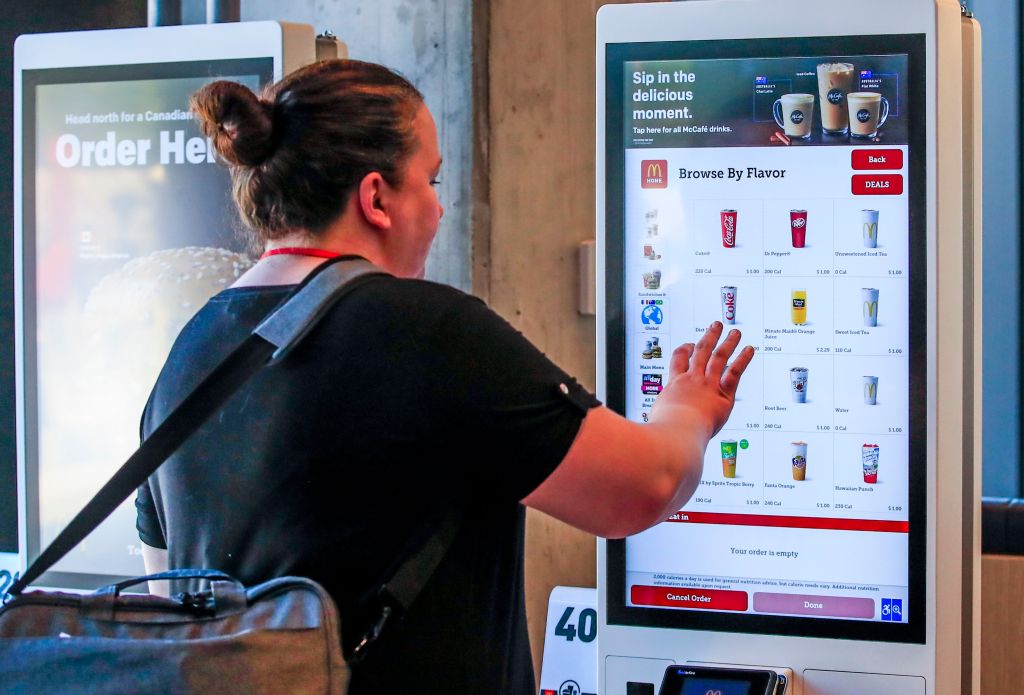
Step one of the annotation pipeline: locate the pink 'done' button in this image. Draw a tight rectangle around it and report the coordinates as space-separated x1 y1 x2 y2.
752 592 875 619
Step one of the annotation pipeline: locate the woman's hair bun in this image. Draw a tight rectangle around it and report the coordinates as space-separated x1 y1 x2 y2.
190 80 276 167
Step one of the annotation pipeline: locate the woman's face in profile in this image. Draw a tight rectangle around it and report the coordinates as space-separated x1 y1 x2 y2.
388 104 444 279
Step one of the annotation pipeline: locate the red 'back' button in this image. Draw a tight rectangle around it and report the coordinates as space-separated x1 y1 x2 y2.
852 149 904 170
852 174 903 195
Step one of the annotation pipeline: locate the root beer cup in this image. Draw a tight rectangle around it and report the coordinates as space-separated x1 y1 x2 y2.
721 286 738 325
790 367 809 403
790 210 808 248
721 210 738 248
862 444 880 484
721 440 738 478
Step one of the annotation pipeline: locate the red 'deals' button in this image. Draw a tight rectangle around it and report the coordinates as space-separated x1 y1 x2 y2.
852 174 903 196
852 149 904 170
630 585 748 611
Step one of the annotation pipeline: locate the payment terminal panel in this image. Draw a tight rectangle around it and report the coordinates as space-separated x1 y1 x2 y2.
14 22 315 590
596 1 979 694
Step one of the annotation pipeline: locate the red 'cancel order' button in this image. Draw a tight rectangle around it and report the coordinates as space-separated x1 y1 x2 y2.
852 174 904 195
630 585 748 611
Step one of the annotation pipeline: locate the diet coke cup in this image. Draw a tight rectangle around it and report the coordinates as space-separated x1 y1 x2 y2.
721 286 738 325
721 210 738 248
790 209 808 248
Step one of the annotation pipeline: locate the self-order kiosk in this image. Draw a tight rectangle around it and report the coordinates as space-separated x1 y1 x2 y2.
596 1 981 694
12 22 321 590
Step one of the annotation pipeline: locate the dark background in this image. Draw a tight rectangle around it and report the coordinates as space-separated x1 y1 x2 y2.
1 2 146 552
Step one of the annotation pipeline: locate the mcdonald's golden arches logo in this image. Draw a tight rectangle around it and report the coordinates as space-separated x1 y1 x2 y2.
641 159 668 188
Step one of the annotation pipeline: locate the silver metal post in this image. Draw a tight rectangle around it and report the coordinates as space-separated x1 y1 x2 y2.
206 0 241 23
147 0 182 27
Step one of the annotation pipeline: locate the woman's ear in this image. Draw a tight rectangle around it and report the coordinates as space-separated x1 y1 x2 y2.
357 171 392 230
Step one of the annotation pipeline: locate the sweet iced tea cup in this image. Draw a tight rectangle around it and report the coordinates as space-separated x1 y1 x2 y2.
862 288 879 327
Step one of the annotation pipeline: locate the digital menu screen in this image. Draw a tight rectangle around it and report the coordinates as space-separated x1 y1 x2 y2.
20 59 272 587
604 35 926 643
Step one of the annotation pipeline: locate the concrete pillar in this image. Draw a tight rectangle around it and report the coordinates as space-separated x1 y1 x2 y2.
239 0 476 291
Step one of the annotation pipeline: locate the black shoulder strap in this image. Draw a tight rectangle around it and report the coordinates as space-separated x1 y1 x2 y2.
8 257 449 597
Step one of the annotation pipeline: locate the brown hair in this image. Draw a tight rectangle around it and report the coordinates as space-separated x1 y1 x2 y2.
191 59 423 243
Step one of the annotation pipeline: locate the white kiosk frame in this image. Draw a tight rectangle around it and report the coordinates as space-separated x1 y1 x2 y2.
12 21 317 590
595 1 980 694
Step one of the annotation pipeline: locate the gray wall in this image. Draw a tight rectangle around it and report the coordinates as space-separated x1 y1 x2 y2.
970 0 1021 496
235 0 475 291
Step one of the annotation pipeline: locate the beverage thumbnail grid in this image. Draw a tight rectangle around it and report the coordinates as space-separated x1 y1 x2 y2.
626 147 909 524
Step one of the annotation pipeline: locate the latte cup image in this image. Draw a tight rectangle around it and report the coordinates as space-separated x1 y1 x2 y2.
773 93 815 139
848 92 890 138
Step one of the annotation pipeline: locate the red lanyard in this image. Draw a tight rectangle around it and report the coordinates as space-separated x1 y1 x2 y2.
259 247 342 260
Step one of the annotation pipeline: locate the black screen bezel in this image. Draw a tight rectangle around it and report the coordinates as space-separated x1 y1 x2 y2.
20 58 274 590
603 34 928 644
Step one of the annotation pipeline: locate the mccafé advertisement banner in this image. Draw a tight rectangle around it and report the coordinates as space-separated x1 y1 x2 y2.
624 53 909 149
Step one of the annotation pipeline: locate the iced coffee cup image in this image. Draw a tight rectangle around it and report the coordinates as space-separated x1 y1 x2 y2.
864 375 879 405
862 444 880 484
791 441 808 481
773 93 815 140
848 92 890 139
790 367 808 404
721 439 738 478
862 287 880 327
862 209 880 248
817 62 855 134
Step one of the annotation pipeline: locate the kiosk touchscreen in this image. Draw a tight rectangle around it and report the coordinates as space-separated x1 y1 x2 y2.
596 1 979 694
13 22 315 589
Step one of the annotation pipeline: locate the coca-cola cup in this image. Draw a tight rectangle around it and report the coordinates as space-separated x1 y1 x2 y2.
721 210 737 248
790 209 807 248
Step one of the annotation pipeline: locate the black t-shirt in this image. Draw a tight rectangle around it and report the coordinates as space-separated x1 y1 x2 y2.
135 273 599 695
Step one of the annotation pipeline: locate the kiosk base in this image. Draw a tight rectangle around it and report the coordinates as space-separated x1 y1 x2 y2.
802 670 925 695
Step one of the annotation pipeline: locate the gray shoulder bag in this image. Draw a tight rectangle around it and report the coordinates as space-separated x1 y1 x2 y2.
0 257 460 695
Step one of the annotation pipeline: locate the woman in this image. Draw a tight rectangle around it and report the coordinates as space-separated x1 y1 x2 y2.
136 59 754 694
